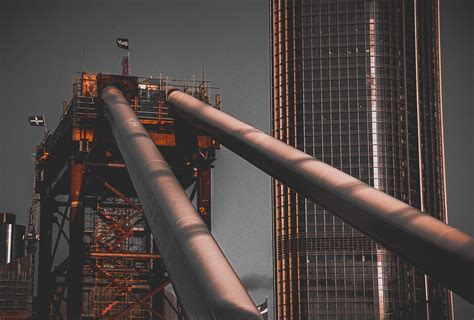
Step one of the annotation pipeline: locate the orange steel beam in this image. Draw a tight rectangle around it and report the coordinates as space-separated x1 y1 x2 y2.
121 132 214 148
84 267 152 274
147 132 176 146
89 252 161 259
67 161 86 320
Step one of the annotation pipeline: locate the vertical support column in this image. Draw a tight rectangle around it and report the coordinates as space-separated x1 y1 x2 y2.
37 197 56 319
197 167 211 229
67 160 86 320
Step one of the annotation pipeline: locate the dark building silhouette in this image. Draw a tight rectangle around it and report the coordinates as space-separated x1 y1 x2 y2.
271 0 452 319
0 213 16 266
0 213 25 265
0 212 32 318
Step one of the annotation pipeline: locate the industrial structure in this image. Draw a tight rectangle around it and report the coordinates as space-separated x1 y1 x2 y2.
30 71 473 320
271 0 452 318
33 73 220 319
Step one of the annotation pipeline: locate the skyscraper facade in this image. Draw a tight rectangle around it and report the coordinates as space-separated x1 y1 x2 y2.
271 0 452 319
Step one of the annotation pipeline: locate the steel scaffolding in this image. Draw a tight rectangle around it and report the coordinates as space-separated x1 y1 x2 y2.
34 72 219 319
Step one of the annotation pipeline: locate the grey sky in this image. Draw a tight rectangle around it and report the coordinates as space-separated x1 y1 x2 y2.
0 0 472 318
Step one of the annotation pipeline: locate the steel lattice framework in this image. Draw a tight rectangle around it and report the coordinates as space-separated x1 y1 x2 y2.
34 73 218 319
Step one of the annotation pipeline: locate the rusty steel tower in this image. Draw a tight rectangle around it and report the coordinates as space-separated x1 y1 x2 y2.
34 73 219 319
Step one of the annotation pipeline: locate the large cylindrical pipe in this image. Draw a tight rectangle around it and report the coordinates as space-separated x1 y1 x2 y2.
168 89 474 303
101 86 261 320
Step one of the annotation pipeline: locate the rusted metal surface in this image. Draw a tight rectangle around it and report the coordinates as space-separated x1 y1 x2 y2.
101 85 262 320
89 252 161 259
96 73 138 102
168 89 474 303
35 72 220 318
67 161 86 320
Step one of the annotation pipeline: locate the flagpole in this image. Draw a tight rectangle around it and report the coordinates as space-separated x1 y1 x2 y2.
82 48 86 72
127 49 130 75
29 115 48 137
116 38 130 76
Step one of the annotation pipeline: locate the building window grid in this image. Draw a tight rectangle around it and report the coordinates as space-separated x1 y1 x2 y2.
273 0 449 318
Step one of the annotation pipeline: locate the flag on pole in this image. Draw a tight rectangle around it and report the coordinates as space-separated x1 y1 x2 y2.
257 297 268 319
116 38 129 50
28 116 45 126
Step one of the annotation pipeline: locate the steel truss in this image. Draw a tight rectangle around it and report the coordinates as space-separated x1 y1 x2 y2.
34 72 217 319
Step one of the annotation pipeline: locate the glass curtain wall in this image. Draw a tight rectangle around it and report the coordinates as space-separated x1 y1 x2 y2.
271 0 452 319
